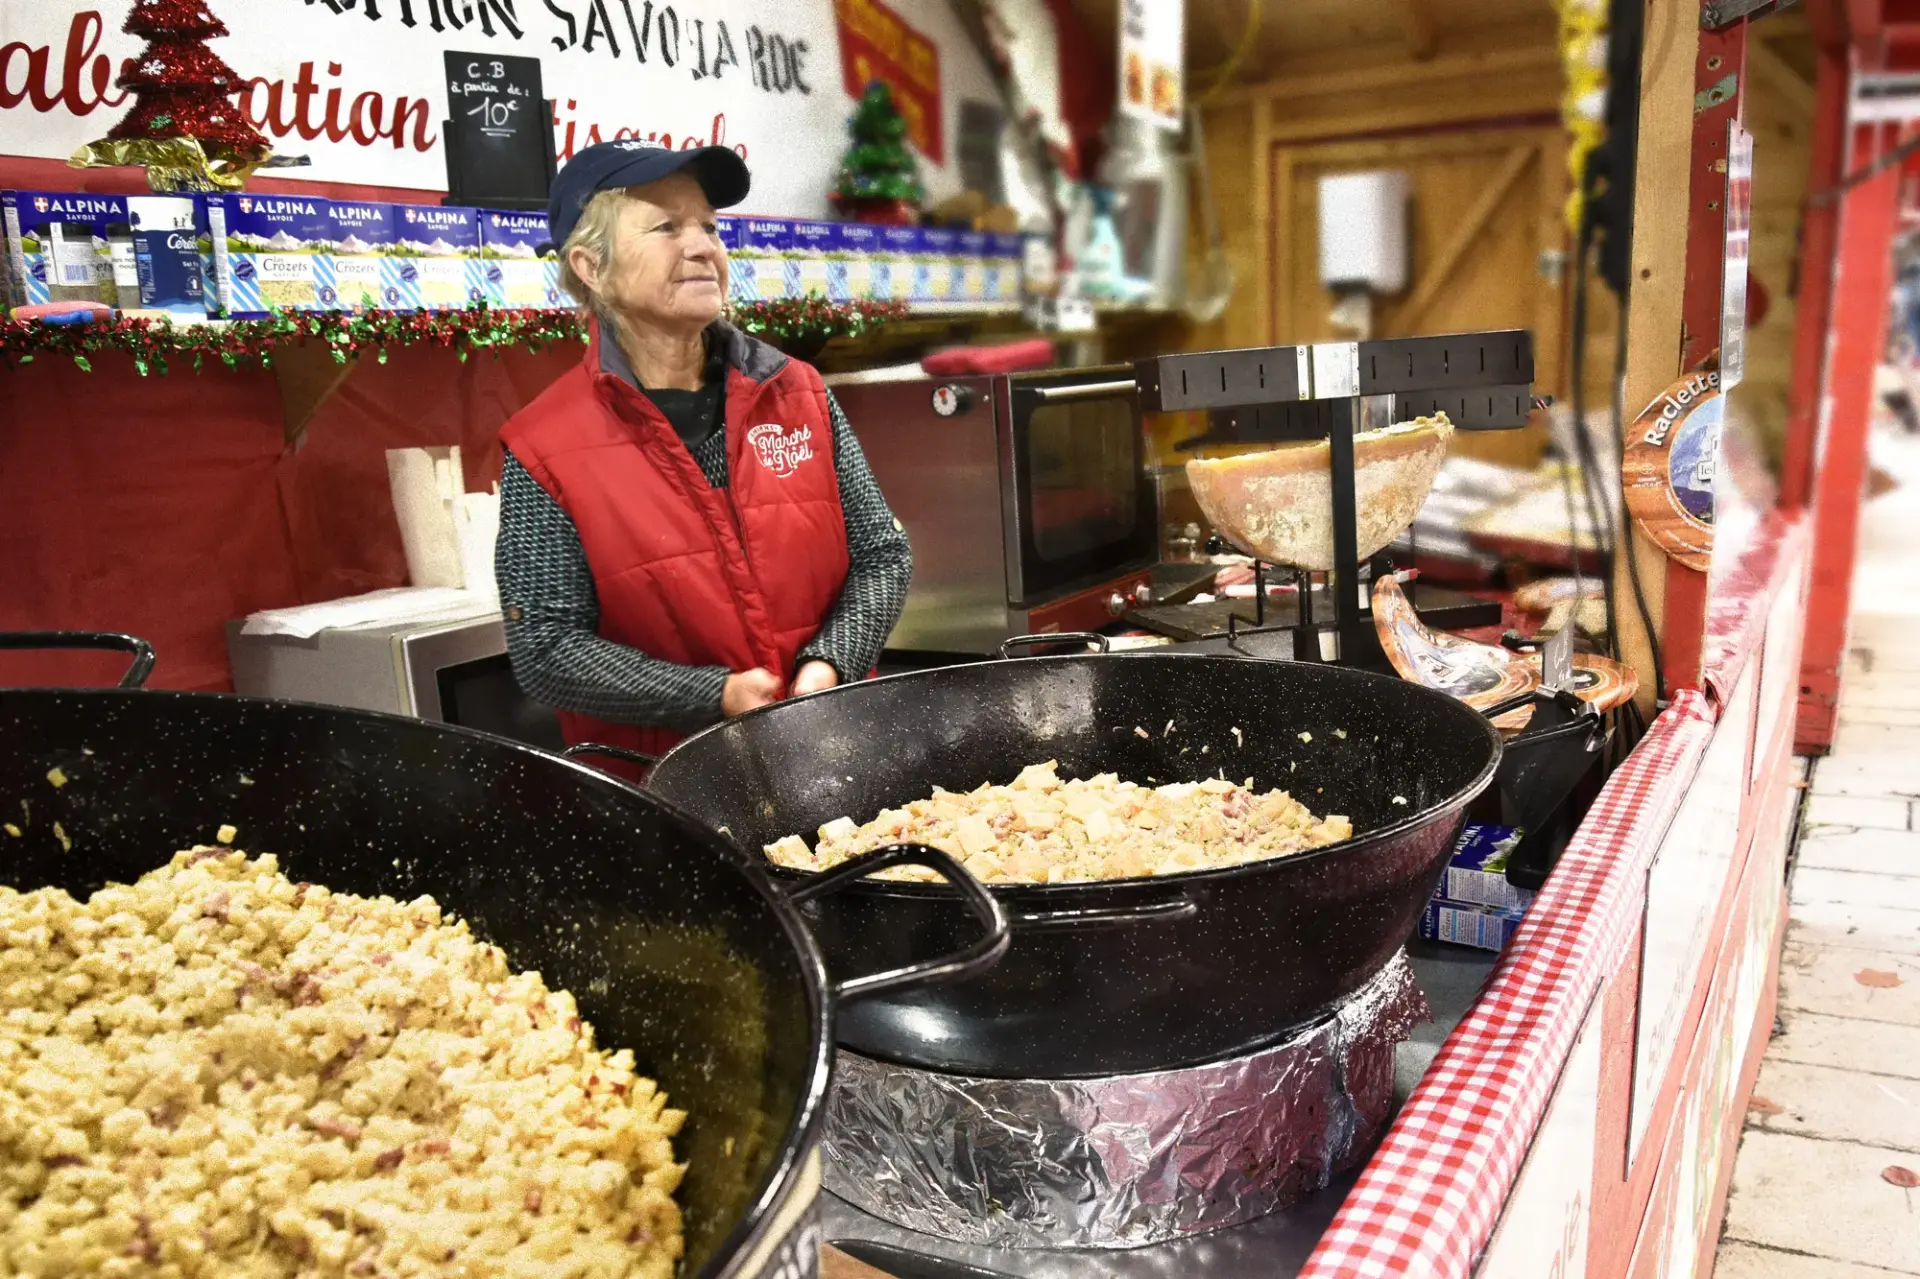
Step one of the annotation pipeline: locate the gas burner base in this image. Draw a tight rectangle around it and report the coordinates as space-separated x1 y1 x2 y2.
820 953 1427 1251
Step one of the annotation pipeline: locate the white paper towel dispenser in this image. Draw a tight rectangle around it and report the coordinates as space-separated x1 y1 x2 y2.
1318 171 1411 295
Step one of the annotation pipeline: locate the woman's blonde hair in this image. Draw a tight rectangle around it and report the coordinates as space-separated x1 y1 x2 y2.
557 188 627 318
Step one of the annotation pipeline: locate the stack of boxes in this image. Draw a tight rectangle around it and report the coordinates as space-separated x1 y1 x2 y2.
4 190 568 318
1417 824 1536 952
5 190 1032 319
718 219 1029 310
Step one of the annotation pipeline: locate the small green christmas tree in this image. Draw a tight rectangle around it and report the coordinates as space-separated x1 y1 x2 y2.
832 82 925 224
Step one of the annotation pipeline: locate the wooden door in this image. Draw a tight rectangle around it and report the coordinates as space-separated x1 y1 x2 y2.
1273 124 1565 467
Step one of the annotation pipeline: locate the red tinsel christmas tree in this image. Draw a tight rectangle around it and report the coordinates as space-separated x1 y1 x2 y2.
71 0 277 191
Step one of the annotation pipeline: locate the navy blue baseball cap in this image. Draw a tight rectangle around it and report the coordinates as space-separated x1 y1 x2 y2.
546 139 751 249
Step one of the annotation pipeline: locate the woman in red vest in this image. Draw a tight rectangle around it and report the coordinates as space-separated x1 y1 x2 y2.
495 141 912 767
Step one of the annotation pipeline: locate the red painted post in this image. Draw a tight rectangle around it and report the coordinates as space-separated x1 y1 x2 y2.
1796 120 1903 753
1660 17 1751 695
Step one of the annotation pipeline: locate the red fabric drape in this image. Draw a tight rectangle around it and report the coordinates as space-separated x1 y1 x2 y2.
0 345 577 691
1042 0 1115 180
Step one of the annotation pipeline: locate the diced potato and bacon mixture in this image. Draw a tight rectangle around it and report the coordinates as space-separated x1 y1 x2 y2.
0 849 684 1279
765 761 1353 885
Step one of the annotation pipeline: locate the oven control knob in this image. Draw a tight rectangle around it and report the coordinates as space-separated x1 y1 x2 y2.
931 384 974 417
1132 583 1153 605
1106 592 1127 617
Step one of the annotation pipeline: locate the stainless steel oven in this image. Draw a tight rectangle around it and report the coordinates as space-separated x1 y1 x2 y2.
830 367 1158 655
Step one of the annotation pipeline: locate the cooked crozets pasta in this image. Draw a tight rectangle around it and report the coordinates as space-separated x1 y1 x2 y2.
0 849 684 1279
765 761 1353 885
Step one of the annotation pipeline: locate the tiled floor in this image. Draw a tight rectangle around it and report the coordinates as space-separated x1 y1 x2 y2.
1716 427 1920 1275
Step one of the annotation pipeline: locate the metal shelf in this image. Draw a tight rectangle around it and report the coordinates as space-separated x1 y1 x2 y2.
1130 330 1539 665
1136 330 1535 425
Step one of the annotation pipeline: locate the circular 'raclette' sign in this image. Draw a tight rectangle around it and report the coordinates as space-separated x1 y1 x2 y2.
1624 368 1721 572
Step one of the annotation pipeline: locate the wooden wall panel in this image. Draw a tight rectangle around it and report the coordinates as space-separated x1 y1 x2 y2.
1164 24 1562 468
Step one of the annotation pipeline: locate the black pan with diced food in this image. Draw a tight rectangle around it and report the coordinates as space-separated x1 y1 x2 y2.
645 643 1501 1079
0 632 1006 1279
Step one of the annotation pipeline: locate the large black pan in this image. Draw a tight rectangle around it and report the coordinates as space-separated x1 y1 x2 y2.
0 633 1007 1279
645 641 1503 1079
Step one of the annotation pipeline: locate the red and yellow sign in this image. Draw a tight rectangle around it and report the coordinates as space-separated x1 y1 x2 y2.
834 0 943 165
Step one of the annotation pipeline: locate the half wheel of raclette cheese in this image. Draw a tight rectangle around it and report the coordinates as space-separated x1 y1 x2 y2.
1185 414 1455 571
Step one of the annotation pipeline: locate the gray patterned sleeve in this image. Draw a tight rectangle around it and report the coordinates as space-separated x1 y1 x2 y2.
796 389 914 680
496 450 731 731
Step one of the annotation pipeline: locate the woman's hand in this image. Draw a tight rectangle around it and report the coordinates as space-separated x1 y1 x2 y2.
792 661 841 697
722 668 785 716
1214 563 1258 590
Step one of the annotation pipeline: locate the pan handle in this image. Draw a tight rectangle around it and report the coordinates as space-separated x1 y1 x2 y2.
785 844 1011 1003
996 633 1110 660
561 743 659 769
1481 687 1595 724
0 631 155 689
1012 897 1200 930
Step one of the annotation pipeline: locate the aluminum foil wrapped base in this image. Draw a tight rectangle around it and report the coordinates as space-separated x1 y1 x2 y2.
822 951 1428 1249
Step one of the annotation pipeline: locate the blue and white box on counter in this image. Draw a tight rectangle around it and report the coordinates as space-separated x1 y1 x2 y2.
738 217 792 300
394 204 482 310
206 193 337 317
1418 823 1533 953
990 232 1025 303
2 189 128 307
958 231 991 304
831 222 883 301
126 195 210 318
1440 824 1529 910
879 226 921 302
323 199 397 311
1419 897 1529 952
919 227 961 305
478 209 563 310
788 220 834 298
715 216 750 300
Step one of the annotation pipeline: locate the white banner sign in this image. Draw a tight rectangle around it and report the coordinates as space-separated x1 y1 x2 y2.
0 0 1003 218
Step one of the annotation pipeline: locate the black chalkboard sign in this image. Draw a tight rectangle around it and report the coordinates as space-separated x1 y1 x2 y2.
441 51 556 212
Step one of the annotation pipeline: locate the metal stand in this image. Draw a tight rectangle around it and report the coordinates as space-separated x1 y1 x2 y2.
1142 332 1538 665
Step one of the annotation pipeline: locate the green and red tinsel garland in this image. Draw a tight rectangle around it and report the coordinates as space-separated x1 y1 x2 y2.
0 299 911 377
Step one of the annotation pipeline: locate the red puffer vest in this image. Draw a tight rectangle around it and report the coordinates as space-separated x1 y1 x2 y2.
501 320 849 775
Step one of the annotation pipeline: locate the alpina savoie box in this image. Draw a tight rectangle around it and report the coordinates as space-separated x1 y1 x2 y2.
878 226 921 303
324 199 398 311
1440 823 1529 910
395 205 482 310
919 227 961 305
789 220 835 298
1418 896 1529 952
989 232 1024 303
205 193 337 317
739 218 793 300
831 221 883 301
3 190 129 308
958 230 991 305
478 209 563 310
716 216 750 301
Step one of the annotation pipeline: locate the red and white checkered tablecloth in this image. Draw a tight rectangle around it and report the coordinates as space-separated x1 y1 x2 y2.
1299 691 1718 1279
1700 511 1800 705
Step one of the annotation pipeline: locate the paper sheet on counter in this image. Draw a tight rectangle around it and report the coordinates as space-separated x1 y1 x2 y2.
240 588 495 638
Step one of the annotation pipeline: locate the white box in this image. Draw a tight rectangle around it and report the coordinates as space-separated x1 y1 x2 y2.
1318 170 1410 295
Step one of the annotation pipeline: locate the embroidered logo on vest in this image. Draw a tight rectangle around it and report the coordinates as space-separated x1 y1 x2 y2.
747 423 816 478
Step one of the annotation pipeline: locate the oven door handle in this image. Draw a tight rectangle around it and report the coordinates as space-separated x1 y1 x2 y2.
1025 379 1139 403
